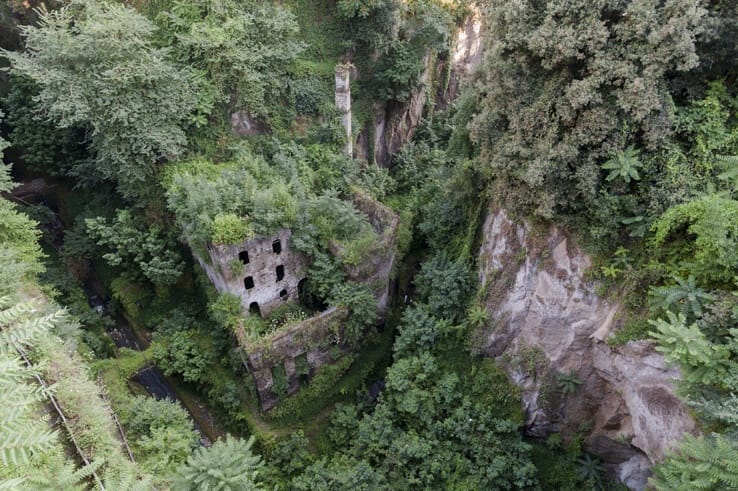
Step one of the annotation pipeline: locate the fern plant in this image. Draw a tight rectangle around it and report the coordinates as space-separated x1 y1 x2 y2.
651 434 738 491
0 298 62 469
96 465 153 491
557 370 583 395
648 312 729 387
25 458 103 491
0 297 66 355
602 146 643 183
0 354 58 467
650 275 713 321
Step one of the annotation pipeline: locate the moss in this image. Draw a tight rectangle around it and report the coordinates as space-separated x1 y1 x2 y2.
111 277 149 320
92 347 152 411
608 316 652 346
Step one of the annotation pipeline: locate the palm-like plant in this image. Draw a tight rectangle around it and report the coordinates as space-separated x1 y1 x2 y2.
578 453 606 490
650 275 713 320
557 370 583 395
467 305 489 328
602 146 643 183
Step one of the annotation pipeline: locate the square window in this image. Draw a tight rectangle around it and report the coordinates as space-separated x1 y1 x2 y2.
272 239 282 254
244 276 254 289
238 251 250 264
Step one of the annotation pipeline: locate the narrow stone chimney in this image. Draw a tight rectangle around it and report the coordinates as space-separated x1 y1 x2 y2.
335 64 352 157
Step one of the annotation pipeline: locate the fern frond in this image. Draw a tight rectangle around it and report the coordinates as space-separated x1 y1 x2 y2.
0 478 26 490
0 427 58 466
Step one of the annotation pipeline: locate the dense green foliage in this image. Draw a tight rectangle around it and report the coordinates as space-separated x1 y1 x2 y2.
462 0 738 488
122 396 198 475
471 0 705 219
86 210 185 286
0 160 148 487
156 0 304 123
2 0 199 200
6 0 738 488
175 436 264 490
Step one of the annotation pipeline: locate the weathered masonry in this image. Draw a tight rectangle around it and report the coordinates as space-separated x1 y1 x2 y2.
335 63 352 157
196 192 400 411
237 307 348 410
197 229 308 318
239 193 399 410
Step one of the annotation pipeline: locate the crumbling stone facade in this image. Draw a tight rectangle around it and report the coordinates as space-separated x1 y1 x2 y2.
198 229 307 318
197 193 400 411
238 307 348 410
335 64 352 156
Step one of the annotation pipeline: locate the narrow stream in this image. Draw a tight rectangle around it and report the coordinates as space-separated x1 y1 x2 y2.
11 172 220 447
84 282 214 446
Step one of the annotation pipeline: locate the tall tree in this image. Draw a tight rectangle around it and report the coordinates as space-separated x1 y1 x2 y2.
157 0 303 119
2 0 199 201
470 0 706 217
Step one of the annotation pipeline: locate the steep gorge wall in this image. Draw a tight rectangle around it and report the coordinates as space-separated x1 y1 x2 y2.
477 209 697 490
357 11 483 166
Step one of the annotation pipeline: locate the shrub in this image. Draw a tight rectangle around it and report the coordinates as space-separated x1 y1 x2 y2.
210 213 255 245
152 330 214 384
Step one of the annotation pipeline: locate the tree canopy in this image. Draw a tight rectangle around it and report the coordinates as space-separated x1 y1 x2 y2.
2 0 199 200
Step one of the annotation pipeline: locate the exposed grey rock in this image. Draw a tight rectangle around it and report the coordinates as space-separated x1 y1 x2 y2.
358 9 483 166
477 208 697 489
230 110 267 136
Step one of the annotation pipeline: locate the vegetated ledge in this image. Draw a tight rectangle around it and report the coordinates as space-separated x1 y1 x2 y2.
330 189 401 315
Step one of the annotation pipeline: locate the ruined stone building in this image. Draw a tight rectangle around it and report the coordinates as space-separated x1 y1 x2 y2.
196 192 399 410
198 229 307 318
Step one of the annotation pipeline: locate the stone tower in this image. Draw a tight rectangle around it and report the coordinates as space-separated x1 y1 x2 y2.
335 64 352 157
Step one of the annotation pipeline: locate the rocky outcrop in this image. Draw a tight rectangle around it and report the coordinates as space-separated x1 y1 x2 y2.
358 10 483 166
437 11 483 109
477 209 696 490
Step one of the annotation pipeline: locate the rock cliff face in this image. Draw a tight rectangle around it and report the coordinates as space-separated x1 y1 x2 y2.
477 209 697 490
358 11 483 166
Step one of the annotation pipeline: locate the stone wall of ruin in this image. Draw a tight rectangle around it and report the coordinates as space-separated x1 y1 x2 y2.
198 229 308 318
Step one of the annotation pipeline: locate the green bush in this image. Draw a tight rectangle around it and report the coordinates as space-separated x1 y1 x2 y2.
651 194 738 285
122 396 198 475
152 329 215 384
271 364 289 400
268 355 355 421
209 293 243 331
210 213 255 245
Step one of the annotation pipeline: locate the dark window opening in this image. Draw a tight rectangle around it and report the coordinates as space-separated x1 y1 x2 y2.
279 289 288 300
272 239 282 254
295 354 310 386
276 265 285 282
298 278 328 311
238 251 250 264
249 302 261 317
244 276 254 289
